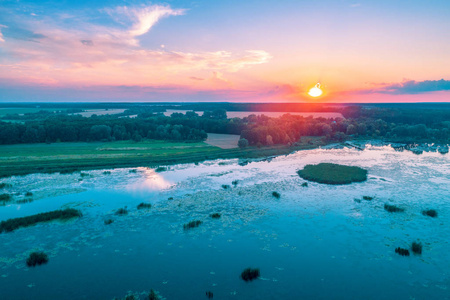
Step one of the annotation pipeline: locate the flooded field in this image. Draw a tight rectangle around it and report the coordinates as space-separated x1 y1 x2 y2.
0 145 449 299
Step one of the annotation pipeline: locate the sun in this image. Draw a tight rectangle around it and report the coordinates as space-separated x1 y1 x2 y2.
308 83 323 97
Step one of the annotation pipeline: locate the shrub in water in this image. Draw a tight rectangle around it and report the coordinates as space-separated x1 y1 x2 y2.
362 196 373 200
103 171 111 175
129 169 137 173
297 163 367 185
222 184 230 190
0 183 12 189
115 207 128 215
26 251 49 267
168 197 174 200
395 247 410 256
155 167 167 172
104 219 114 225
137 202 152 210
241 268 260 282
25 192 33 197
232 180 239 187
272 191 281 199
0 208 82 233
206 291 213 299
384 203 405 213
148 289 160 300
422 209 437 218
0 193 11 202
412 242 422 255
301 182 308 187
210 213 221 219
183 220 203 230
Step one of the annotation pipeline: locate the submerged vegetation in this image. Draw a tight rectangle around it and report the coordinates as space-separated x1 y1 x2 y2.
422 209 437 218
241 268 260 282
205 291 214 299
362 196 374 200
297 163 368 185
384 203 405 213
137 202 152 210
272 191 281 199
412 242 422 255
183 220 203 230
395 247 410 256
301 182 308 187
0 193 12 202
115 207 128 215
210 213 221 219
155 166 167 172
104 219 114 225
148 289 160 300
0 208 81 233
222 184 230 190
27 251 49 267
0 183 12 189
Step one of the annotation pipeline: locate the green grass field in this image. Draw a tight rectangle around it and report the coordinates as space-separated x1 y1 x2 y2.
0 137 328 178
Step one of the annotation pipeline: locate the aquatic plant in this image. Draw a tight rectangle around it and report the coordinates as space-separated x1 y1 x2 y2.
183 220 203 230
26 251 49 267
412 242 422 255
206 291 214 299
384 203 405 213
80 172 89 177
25 192 33 197
0 183 12 189
0 208 82 233
241 268 260 282
0 193 11 201
297 163 368 185
422 209 437 218
155 166 167 172
354 198 361 203
59 168 80 174
148 289 160 300
232 180 239 187
168 197 174 200
222 184 230 190
301 182 308 187
104 219 114 225
210 213 221 219
115 207 128 215
362 196 374 200
137 202 152 210
272 191 281 199
129 169 137 173
103 171 111 175
395 247 410 256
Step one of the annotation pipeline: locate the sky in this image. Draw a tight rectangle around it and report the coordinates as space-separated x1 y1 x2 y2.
0 0 449 103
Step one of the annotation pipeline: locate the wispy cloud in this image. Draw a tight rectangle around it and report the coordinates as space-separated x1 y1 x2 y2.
0 24 7 42
357 79 450 94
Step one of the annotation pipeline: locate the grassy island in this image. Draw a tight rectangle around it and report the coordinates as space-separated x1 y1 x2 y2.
0 208 82 233
26 251 49 267
297 163 368 185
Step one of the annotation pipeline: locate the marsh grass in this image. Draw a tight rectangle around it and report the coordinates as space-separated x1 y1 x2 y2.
362 196 374 200
137 202 152 210
210 213 221 219
422 209 437 218
183 220 203 230
155 166 167 172
395 247 410 256
104 219 114 225
0 183 12 189
232 180 239 187
272 191 281 199
297 163 367 185
129 169 137 173
103 171 111 175
412 242 422 255
0 193 11 202
26 251 49 267
222 184 230 190
241 268 260 282
301 182 308 187
0 208 82 233
384 203 405 213
25 191 33 197
115 207 128 215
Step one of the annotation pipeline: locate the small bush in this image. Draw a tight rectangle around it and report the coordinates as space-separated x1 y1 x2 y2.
137 202 152 210
115 207 128 215
210 213 221 219
362 196 374 200
0 183 12 189
412 242 422 255
25 192 33 197
422 209 437 218
395 247 410 256
241 268 260 282
183 220 203 230
301 182 308 187
384 203 405 213
148 289 160 300
129 169 137 173
155 167 167 172
168 197 173 200
222 185 230 190
80 172 89 177
232 180 239 187
104 219 114 225
103 171 111 175
26 251 49 267
272 191 281 199
206 291 213 299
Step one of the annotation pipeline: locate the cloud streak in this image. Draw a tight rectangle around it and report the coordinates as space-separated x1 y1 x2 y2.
355 79 450 95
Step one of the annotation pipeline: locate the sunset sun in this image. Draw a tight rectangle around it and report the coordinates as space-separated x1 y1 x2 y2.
308 83 323 97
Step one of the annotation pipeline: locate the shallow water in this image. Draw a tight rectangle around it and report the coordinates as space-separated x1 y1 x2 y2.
0 146 449 299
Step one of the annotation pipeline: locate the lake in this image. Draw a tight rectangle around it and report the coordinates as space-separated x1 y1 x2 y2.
0 145 448 299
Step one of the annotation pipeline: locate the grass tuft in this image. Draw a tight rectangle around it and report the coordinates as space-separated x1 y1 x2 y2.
384 203 405 213
222 184 230 190
115 207 128 215
155 167 167 172
148 289 160 300
210 213 221 219
183 220 203 230
0 183 12 189
272 191 281 199
137 202 152 210
104 219 114 225
422 209 437 218
301 182 308 187
362 196 374 200
206 291 213 299
26 251 49 267
412 242 422 255
395 247 410 256
240 268 260 282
